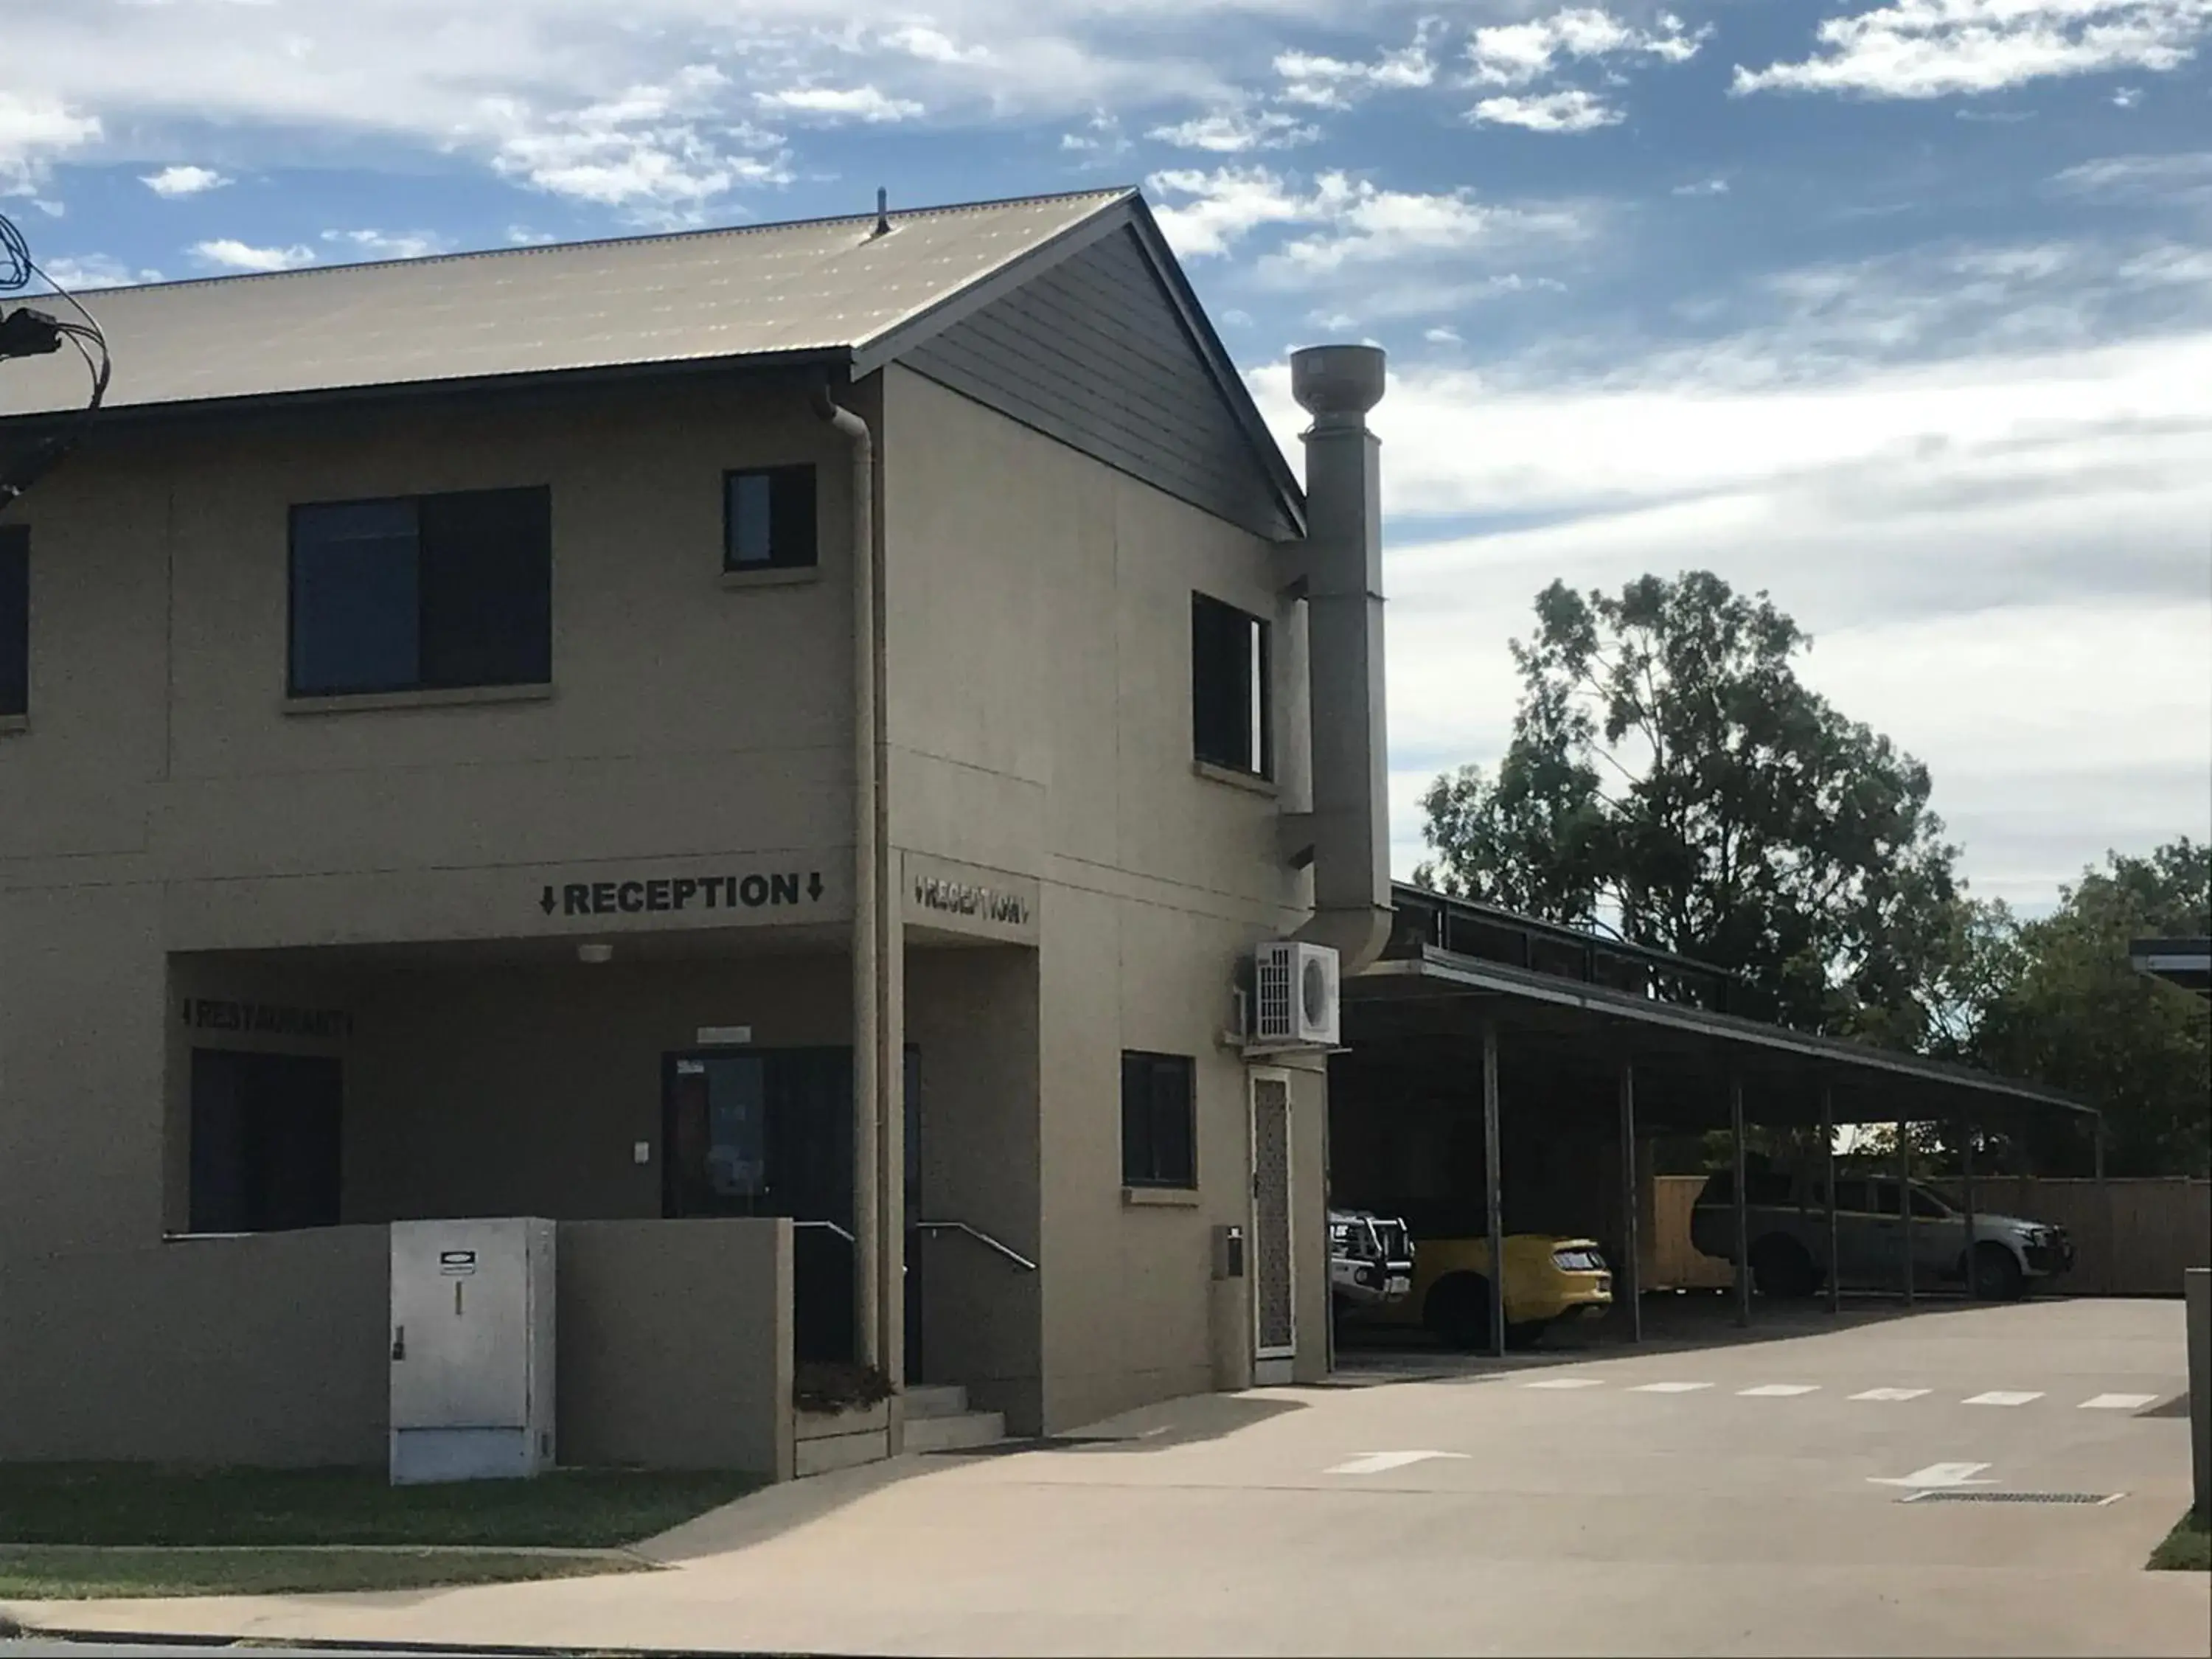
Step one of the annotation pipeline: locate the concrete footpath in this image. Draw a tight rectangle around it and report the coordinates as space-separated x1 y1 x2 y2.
7 1299 2208 1658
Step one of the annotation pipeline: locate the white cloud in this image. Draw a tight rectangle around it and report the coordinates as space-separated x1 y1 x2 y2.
1465 7 1708 87
140 164 230 198
0 91 100 194
755 83 925 122
1733 0 2212 99
1149 165 1584 270
2051 148 2212 201
881 23 990 65
488 66 791 223
321 228 452 261
1266 174 1578 275
1470 88 1622 131
1424 324 1463 344
1672 176 1729 196
189 237 317 273
1060 109 1128 154
33 252 164 291
2112 83 2144 103
1275 24 1439 108
1146 164 1310 257
1148 108 1316 153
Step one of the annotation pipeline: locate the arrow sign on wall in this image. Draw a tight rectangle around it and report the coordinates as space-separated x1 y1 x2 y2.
1868 1461 1996 1489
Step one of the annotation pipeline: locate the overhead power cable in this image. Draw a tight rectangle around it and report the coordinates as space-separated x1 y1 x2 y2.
1 207 114 512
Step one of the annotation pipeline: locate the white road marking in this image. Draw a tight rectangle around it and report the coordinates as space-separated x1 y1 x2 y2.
1523 1377 1607 1390
1738 1384 1820 1397
1630 1382 1713 1394
1868 1461 1996 1489
1325 1450 1472 1475
2079 1393 2157 1411
1850 1388 1931 1401
1964 1391 2044 1407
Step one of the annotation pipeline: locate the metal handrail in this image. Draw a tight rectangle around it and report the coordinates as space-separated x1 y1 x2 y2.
911 1218 1037 1272
793 1219 856 1244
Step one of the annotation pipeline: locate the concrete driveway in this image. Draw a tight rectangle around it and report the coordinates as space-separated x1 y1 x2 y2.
10 1298 2208 1658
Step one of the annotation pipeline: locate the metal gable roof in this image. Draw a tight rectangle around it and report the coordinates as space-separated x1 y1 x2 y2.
2 185 1304 533
0 189 1133 420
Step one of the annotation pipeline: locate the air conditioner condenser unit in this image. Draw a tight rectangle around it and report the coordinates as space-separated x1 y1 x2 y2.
1250 939 1341 1050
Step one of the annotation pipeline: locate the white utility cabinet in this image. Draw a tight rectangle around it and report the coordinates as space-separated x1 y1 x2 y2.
389 1217 555 1485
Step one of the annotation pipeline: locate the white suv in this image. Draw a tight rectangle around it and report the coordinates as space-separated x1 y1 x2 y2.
1690 1169 2074 1301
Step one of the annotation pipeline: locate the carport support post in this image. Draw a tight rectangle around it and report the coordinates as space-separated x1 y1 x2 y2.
1898 1124 1915 1307
1961 1119 1978 1301
2093 1114 2110 1295
1823 1084 1840 1316
1618 1057 1641 1344
1731 1075 1750 1329
1483 1018 1507 1360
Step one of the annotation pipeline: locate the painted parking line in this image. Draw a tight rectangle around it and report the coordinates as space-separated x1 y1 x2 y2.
1737 1384 1820 1397
1325 1451 1471 1475
1522 1377 1607 1390
2079 1393 2159 1410
1850 1388 1932 1402
1964 1391 2045 1406
1630 1382 1714 1394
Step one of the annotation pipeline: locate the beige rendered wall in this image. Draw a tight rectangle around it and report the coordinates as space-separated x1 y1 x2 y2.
335 953 852 1225
558 1218 794 1478
0 1226 390 1465
1 370 870 1260
880 368 1329 1433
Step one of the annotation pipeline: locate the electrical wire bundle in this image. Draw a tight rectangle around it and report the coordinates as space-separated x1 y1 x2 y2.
1 207 114 512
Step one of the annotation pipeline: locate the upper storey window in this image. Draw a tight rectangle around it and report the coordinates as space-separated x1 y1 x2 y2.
289 487 552 697
1192 591 1270 777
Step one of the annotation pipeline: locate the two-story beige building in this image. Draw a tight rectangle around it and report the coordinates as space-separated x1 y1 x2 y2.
0 187 1394 1475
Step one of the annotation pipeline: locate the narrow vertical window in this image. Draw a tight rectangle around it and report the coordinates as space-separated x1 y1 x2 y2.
1192 591 1270 776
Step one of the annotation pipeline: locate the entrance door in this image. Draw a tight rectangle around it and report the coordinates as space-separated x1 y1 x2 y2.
661 1046 922 1371
1250 1070 1296 1363
188 1049 344 1234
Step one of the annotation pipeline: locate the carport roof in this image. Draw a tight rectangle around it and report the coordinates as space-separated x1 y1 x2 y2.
1345 886 2094 1133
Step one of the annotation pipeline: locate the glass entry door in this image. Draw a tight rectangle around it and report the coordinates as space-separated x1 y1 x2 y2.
661 1047 919 1370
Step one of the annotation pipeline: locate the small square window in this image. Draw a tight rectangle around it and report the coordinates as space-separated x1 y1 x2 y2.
1192 592 1270 776
1121 1051 1197 1189
725 466 817 571
0 524 27 719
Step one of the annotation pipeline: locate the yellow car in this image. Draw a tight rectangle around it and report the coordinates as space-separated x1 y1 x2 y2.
1357 1234 1613 1349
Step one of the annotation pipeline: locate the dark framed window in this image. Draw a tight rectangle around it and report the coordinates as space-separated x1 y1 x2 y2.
724 466 817 571
0 524 27 719
1192 592 1270 776
188 1048 343 1234
1121 1051 1197 1189
288 486 552 697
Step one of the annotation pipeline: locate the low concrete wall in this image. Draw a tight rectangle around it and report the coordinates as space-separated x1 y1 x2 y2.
557 1218 793 1480
0 1226 390 1465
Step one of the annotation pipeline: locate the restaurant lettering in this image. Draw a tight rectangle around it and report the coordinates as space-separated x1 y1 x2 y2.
181 998 354 1040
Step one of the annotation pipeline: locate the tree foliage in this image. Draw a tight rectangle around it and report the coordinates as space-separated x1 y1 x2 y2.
1416 571 1966 1041
1972 841 2211 1178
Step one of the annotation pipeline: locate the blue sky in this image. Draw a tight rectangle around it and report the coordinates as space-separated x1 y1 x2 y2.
7 0 2210 910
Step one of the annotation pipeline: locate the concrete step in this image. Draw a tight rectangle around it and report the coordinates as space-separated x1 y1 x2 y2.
905 1383 971 1420
904 1408 1005 1453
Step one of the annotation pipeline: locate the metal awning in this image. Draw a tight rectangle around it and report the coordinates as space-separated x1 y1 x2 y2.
2130 937 2212 997
1344 885 2092 1132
